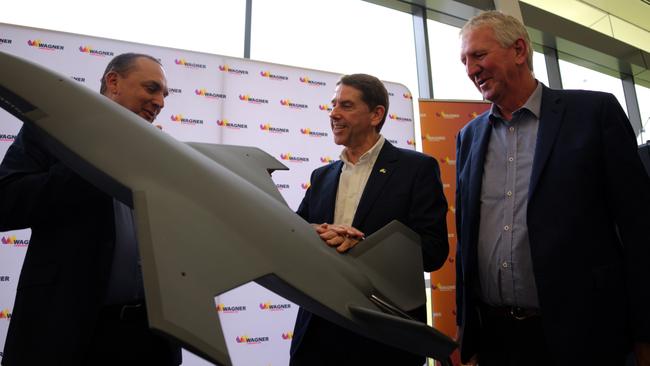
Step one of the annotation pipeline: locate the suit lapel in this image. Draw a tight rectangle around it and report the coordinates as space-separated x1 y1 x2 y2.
529 86 565 200
352 142 399 229
467 115 492 227
321 161 343 224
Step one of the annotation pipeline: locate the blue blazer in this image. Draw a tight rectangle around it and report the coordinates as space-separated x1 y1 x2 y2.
455 86 650 365
289 141 449 365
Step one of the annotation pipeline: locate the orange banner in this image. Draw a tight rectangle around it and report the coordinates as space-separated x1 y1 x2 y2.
419 99 490 364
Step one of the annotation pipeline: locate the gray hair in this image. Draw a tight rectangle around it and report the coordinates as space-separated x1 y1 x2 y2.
461 10 534 71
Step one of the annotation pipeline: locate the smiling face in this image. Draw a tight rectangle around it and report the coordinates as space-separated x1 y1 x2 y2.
461 26 522 106
329 84 384 152
104 57 168 122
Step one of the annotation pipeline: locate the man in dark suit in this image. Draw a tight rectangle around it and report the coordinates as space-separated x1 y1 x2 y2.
0 53 181 365
289 73 449 365
455 11 650 366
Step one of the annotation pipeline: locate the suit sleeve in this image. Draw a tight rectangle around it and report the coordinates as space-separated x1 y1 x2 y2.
599 94 650 341
0 124 101 231
408 155 449 272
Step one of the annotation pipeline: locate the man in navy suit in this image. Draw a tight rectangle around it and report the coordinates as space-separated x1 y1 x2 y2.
0 53 180 365
455 11 650 366
289 73 449 365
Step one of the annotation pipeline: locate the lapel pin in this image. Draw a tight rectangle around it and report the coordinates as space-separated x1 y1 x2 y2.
379 168 387 174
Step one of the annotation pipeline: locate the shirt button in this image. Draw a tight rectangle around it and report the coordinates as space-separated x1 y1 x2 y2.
502 262 508 268
509 126 515 132
506 191 513 197
504 225 510 231
508 157 514 162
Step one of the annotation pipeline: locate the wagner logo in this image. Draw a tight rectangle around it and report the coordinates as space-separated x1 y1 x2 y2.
195 89 226 100
280 153 309 163
0 134 17 142
276 183 290 190
280 99 308 110
235 335 270 345
0 38 12 45
259 302 292 311
403 92 413 100
388 92 395 97
216 303 247 313
78 46 114 57
299 76 326 86
388 114 413 122
432 282 456 292
174 58 207 69
300 128 328 138
71 76 85 83
443 183 450 189
439 157 456 166
407 139 416 146
219 64 249 75
301 182 311 190
170 114 204 125
260 71 288 81
469 112 479 119
1 236 29 246
387 139 398 145
239 94 269 104
320 156 333 164
318 104 332 112
0 309 11 320
0 276 10 282
27 39 64 51
424 134 446 142
449 206 456 214
217 119 248 129
282 332 293 340
260 123 289 134
435 111 460 119
168 88 182 95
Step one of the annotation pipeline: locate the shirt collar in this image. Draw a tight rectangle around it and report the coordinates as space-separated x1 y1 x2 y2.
340 135 385 167
489 81 543 123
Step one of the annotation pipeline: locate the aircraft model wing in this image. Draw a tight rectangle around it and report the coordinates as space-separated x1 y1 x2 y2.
0 51 456 365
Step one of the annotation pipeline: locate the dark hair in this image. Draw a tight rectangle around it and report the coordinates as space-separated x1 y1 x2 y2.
337 73 389 131
99 53 161 95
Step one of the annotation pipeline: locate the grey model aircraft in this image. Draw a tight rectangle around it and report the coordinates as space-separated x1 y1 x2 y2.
0 51 456 365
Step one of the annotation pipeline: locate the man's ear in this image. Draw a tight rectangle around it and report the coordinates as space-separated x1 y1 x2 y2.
105 71 120 95
513 38 528 66
371 105 386 127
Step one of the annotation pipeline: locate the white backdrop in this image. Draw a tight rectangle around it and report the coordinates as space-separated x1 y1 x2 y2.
0 22 416 366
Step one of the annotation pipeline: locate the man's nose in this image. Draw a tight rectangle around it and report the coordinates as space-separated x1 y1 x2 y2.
153 93 165 110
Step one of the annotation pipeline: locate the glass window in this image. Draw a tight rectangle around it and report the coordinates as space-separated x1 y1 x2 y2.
0 0 246 57
250 0 419 102
427 20 482 100
532 51 549 87
559 59 628 114
635 83 650 144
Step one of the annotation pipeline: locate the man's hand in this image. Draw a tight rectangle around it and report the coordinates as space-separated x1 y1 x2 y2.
311 223 364 253
635 342 650 366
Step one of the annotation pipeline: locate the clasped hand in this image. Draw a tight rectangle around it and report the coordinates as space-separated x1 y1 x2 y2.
312 223 365 253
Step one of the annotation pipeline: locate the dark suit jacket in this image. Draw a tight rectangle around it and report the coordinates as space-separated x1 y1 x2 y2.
0 125 116 365
0 125 180 365
289 140 449 365
455 86 650 365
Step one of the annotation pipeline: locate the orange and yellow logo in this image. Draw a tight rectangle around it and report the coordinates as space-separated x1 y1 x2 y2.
407 139 416 146
435 111 461 119
282 332 293 340
301 182 311 190
318 104 332 112
320 157 333 164
0 308 11 320
280 153 310 162
403 92 413 100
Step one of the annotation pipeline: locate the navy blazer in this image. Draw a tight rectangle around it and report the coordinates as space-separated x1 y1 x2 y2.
290 141 449 365
455 86 650 365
